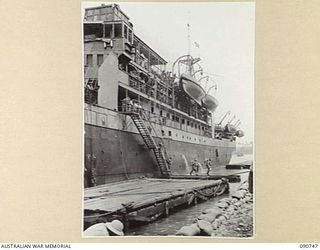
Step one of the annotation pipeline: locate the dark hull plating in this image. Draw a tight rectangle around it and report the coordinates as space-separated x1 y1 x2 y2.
84 124 235 187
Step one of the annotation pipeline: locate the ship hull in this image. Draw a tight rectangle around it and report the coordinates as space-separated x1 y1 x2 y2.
84 124 235 186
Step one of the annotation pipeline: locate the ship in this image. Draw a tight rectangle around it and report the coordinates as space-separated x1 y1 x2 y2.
83 4 244 187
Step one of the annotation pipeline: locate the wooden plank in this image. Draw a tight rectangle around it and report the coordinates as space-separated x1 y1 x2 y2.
84 178 224 212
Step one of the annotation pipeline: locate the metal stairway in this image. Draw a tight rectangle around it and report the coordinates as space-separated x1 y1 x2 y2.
128 112 172 177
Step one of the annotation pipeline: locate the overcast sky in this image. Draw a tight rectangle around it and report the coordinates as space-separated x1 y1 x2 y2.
83 2 255 143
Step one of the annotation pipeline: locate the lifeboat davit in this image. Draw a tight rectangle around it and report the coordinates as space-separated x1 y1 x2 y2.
179 73 206 105
202 94 219 112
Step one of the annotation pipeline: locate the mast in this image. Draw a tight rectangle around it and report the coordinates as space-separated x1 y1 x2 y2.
187 23 191 75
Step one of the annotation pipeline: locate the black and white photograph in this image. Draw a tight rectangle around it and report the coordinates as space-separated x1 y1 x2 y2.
82 2 254 237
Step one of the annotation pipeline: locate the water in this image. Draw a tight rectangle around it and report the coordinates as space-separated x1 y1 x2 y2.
127 154 252 236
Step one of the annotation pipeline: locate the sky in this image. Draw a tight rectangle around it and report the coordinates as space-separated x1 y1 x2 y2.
83 2 255 143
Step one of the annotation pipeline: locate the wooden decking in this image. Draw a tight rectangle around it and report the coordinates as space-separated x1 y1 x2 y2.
84 177 229 229
84 178 225 212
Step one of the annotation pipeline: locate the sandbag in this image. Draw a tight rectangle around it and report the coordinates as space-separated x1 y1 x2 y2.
238 189 247 196
223 212 231 220
239 180 248 186
202 207 222 215
211 220 220 230
215 215 226 224
245 193 252 199
234 201 242 207
231 198 238 203
243 196 251 202
197 220 213 236
218 198 232 204
198 212 221 223
239 183 249 190
232 191 244 199
217 202 229 209
198 214 213 223
176 224 200 236
226 205 235 214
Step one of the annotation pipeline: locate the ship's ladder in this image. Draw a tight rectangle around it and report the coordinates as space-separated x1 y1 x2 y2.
124 112 172 177
130 113 157 149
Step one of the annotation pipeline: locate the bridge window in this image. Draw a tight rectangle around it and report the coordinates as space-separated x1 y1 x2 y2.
182 119 185 124
114 23 122 38
168 131 172 137
105 24 112 38
187 121 190 126
97 54 104 66
216 149 219 157
160 110 163 117
151 107 154 113
128 29 133 44
124 25 128 39
161 130 165 136
86 54 93 66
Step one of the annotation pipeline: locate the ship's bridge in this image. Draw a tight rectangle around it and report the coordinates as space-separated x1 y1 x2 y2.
83 4 168 74
84 4 131 25
84 4 135 48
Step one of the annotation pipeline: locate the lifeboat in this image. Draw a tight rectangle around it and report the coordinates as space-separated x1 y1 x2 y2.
224 124 237 134
235 130 244 137
179 73 206 105
202 94 219 112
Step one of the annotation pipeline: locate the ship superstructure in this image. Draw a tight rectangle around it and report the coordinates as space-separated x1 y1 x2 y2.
83 4 243 186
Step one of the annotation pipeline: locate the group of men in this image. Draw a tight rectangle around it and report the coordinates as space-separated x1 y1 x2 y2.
189 158 213 176
122 97 142 114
